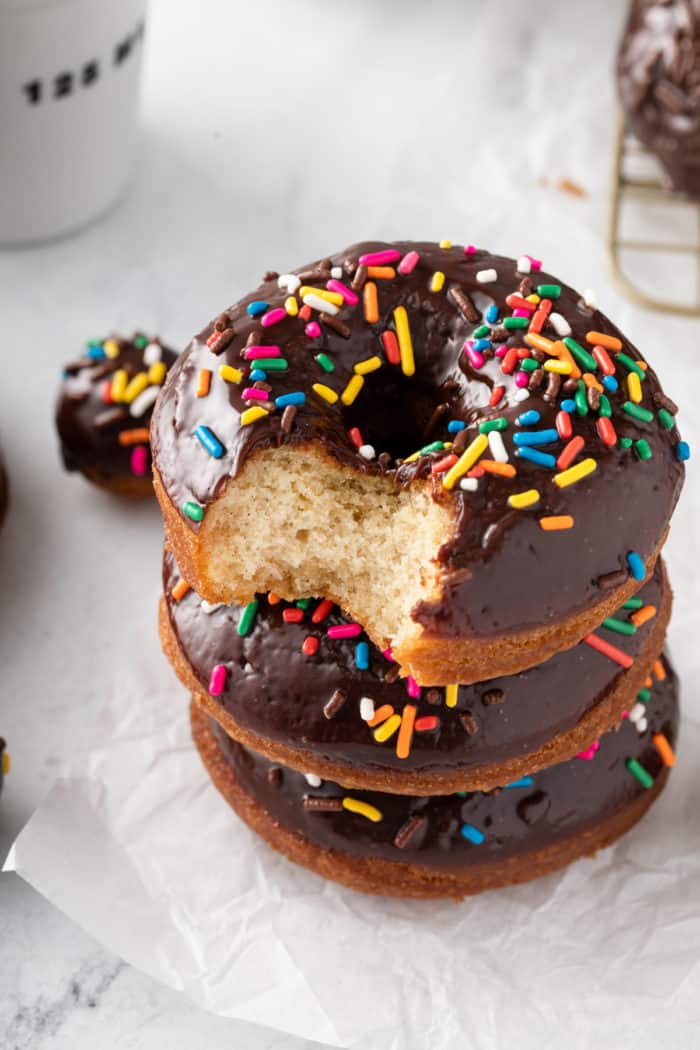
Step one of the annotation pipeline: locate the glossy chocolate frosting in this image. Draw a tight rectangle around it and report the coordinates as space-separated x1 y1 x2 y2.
152 241 685 637
210 656 678 870
0 450 8 528
165 549 668 776
56 335 178 485
618 0 700 197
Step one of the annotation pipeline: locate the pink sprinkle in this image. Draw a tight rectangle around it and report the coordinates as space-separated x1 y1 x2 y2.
244 345 282 359
406 676 421 699
524 254 542 271
398 250 420 275
382 647 394 662
512 308 530 318
209 664 228 696
464 341 484 369
327 624 362 639
358 249 402 266
242 388 268 400
326 279 358 305
260 308 287 327
514 370 529 388
305 321 321 338
494 345 509 358
577 740 600 761
130 446 148 477
464 245 477 255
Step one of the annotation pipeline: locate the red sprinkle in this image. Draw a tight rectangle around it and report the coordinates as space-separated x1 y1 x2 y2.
556 410 572 439
100 380 112 404
556 434 585 470
501 347 519 375
516 347 531 359
592 345 615 375
596 417 617 447
529 298 552 334
283 608 304 623
381 329 401 365
505 293 535 312
489 385 505 407
583 633 634 669
299 304 312 321
431 454 458 475
312 599 334 624
302 636 319 656
415 716 439 732
348 427 364 449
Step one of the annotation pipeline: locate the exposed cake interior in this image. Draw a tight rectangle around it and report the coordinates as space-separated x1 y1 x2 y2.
197 446 451 655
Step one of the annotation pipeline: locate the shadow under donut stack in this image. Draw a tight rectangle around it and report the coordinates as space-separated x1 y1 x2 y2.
152 240 687 898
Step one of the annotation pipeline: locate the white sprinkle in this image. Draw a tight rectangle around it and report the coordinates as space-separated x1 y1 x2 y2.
360 697 375 722
488 430 508 463
582 288 597 309
330 266 343 279
359 444 376 461
143 342 162 365
302 293 339 316
476 268 498 284
548 312 571 337
129 386 159 417
514 388 530 402
278 273 301 293
629 701 646 725
516 255 532 274
637 717 648 733
201 600 225 615
305 773 322 788
460 477 479 492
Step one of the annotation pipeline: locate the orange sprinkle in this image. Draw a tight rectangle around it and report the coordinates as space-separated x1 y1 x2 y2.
525 332 555 354
582 372 604 392
196 368 212 397
539 515 574 531
653 659 667 681
637 360 648 371
299 304 312 321
363 281 379 324
171 578 191 601
118 428 150 446
652 733 676 767
267 592 282 605
585 331 622 351
478 459 517 478
368 703 395 728
553 341 581 379
367 266 396 279
396 704 417 760
644 675 652 688
630 604 657 628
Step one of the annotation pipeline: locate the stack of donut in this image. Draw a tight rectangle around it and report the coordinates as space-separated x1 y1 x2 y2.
152 240 687 898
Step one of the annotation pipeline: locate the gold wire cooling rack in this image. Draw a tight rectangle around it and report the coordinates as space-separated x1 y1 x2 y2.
607 118 700 317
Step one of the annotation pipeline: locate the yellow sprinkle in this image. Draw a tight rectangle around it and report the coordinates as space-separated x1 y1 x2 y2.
148 361 167 385
312 382 339 405
543 359 572 375
123 372 149 403
445 684 459 708
354 355 383 375
341 374 364 406
240 406 269 426
110 369 128 401
553 457 597 488
219 364 243 384
442 433 489 490
2 750 10 776
103 338 120 359
373 713 402 743
508 489 540 509
525 294 541 304
285 296 298 316
299 286 343 306
439 239 452 249
403 450 421 464
430 271 446 293
342 797 383 822
627 372 642 403
393 305 415 377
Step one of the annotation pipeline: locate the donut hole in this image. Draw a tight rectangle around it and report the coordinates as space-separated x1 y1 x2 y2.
341 380 448 463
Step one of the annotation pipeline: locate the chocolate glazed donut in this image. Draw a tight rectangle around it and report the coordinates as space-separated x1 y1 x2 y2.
151 241 686 684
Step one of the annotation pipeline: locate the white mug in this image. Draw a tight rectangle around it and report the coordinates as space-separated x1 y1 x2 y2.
0 0 147 245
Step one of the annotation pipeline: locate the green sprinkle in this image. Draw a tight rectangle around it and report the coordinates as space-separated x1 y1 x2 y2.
623 401 654 423
295 598 313 611
454 791 467 798
315 353 335 373
635 438 652 461
473 325 490 338
537 283 561 299
626 758 654 789
419 441 445 455
602 616 636 636
134 335 148 349
520 358 538 373
574 380 588 416
563 337 597 372
622 597 644 610
478 417 508 434
253 358 288 371
657 408 675 431
598 394 612 418
503 316 529 330
182 500 204 522
617 353 645 380
619 437 633 449
637 688 652 704
86 339 103 349
237 598 259 637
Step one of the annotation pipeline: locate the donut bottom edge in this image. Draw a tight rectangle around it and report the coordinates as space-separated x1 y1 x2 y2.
78 464 155 499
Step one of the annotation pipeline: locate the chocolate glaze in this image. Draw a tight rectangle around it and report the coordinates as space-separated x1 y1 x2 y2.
618 0 700 197
152 241 684 637
0 737 6 796
56 335 178 486
165 549 667 776
210 656 678 870
0 449 8 529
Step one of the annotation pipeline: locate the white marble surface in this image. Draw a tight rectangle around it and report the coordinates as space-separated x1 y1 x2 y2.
1 0 697 1047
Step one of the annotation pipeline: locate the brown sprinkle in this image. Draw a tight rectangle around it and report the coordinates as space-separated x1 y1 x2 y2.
482 688 504 706
209 327 235 355
303 796 344 812
384 664 401 684
393 814 427 850
267 767 282 787
281 405 297 434
447 285 479 324
351 264 368 291
597 568 629 590
321 314 351 339
323 689 347 720
543 372 561 402
425 688 442 706
214 312 230 332
460 711 480 735
93 407 126 429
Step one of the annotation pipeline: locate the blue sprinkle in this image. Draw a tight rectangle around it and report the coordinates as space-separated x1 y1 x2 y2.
602 375 618 392
460 823 485 845
513 429 559 447
194 425 225 459
516 410 541 427
504 776 534 790
516 447 556 468
627 550 645 581
275 392 306 409
485 304 499 323
250 369 267 382
247 300 268 317
560 398 576 413
676 441 690 462
355 641 369 670
87 346 106 359
473 338 492 352
447 420 466 434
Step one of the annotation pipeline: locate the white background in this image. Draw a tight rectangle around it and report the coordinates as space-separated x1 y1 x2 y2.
1 1 699 1047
